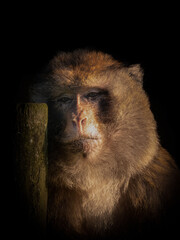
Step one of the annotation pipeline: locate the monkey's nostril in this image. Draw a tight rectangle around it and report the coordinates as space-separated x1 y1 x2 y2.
81 118 87 125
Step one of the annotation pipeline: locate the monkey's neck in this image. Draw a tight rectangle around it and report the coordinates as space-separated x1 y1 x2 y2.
58 184 121 235
48 174 122 235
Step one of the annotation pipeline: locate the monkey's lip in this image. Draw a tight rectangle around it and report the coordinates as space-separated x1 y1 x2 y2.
59 136 102 154
79 137 99 141
62 137 99 144
60 136 99 144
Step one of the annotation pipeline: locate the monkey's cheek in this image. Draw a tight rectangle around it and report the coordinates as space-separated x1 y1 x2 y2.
85 124 100 137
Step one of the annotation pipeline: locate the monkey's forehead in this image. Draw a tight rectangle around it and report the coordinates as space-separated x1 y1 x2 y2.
48 64 128 89
51 70 104 86
43 49 142 96
47 49 125 87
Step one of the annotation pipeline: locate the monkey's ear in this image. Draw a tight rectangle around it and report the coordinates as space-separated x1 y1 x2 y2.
127 64 144 84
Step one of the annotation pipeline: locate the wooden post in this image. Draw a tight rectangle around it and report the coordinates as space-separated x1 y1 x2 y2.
15 103 48 238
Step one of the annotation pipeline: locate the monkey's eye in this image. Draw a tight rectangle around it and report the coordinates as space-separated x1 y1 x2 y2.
57 97 73 104
86 92 100 100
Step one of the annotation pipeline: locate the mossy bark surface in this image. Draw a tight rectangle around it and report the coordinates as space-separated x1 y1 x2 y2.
15 103 48 237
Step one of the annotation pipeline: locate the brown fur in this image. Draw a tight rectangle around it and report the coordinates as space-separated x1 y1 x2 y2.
30 49 180 239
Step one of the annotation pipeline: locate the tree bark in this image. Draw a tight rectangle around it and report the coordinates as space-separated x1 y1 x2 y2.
15 103 48 238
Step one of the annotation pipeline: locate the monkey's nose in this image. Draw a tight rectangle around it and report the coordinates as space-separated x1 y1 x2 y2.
72 117 87 132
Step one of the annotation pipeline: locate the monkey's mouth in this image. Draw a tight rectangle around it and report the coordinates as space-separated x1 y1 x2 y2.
61 137 100 154
60 135 99 143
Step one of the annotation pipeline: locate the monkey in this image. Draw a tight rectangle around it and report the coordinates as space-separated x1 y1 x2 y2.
30 49 180 239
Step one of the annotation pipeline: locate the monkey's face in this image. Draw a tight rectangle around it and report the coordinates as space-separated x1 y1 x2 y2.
31 49 159 175
48 87 111 157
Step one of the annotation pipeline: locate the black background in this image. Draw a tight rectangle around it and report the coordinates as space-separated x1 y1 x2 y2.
3 4 180 238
